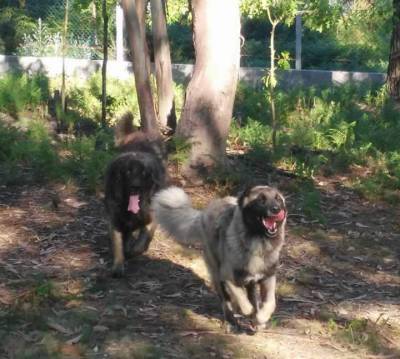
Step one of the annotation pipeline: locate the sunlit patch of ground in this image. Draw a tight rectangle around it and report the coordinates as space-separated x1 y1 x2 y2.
1 176 399 359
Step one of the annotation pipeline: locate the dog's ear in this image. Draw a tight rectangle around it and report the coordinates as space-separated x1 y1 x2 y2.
145 157 165 188
109 164 124 201
238 185 252 208
150 165 166 188
277 190 287 210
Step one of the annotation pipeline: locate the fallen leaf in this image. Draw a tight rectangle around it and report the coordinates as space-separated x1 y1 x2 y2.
112 305 128 317
311 290 325 301
47 320 73 335
61 343 82 357
164 292 182 298
66 333 83 345
64 198 87 208
0 288 14 305
93 325 109 333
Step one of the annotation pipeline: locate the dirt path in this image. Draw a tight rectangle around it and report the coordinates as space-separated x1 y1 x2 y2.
0 172 399 359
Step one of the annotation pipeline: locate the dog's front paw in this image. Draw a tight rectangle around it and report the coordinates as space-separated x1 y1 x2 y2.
253 322 267 332
131 242 149 256
254 302 275 327
223 318 257 336
112 262 125 277
240 301 255 317
223 321 237 334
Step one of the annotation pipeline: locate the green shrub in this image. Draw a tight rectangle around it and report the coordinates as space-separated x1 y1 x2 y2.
64 72 140 128
231 82 400 203
0 122 22 161
0 7 36 54
0 120 59 185
0 73 49 116
230 119 272 148
62 130 115 192
297 181 326 223
234 83 269 124
0 119 114 191
65 73 185 129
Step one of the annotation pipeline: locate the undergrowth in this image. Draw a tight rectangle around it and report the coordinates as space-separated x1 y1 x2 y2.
0 72 399 208
232 82 400 204
0 120 114 192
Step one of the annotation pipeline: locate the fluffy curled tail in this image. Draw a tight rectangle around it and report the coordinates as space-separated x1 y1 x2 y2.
152 187 204 244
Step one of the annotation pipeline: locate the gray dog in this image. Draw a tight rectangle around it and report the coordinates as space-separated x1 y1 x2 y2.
152 185 287 331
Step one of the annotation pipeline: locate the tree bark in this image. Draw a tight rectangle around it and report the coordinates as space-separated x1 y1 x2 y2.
151 0 176 133
122 0 159 133
388 0 400 101
101 0 108 127
61 0 69 115
177 0 240 177
269 20 277 151
136 0 151 77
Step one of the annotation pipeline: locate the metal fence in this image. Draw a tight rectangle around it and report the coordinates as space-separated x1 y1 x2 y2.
0 0 117 60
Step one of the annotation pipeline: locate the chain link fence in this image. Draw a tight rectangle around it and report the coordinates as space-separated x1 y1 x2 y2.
0 0 116 60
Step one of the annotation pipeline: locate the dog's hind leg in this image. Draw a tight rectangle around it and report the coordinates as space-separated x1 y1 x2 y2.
255 275 276 328
111 226 125 277
131 222 156 255
123 230 139 258
218 281 239 333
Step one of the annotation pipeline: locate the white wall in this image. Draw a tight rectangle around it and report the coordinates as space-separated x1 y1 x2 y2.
0 55 386 88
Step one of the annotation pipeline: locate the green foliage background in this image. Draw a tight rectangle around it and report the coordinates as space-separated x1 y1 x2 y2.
0 0 393 71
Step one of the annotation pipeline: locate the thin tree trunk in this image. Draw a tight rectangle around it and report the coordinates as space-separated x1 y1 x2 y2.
122 0 159 133
295 14 302 70
270 22 277 150
61 0 69 115
388 0 400 101
177 0 240 177
151 0 176 133
91 1 98 47
101 0 108 127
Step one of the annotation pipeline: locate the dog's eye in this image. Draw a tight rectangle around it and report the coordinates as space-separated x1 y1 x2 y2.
275 193 284 205
258 193 267 202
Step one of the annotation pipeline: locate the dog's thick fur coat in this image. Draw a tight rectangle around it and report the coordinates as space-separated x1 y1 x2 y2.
152 185 287 330
104 117 166 277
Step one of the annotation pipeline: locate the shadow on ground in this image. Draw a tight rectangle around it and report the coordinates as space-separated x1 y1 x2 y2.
0 171 399 358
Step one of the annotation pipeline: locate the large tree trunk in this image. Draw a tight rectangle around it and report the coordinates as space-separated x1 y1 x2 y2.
388 0 400 101
136 0 151 76
177 0 240 177
151 0 176 133
122 0 159 133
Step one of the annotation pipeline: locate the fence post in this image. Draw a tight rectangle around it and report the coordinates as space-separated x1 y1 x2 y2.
116 3 124 61
295 14 302 70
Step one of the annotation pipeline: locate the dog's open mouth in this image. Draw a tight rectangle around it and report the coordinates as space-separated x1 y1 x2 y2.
262 209 285 236
128 194 140 214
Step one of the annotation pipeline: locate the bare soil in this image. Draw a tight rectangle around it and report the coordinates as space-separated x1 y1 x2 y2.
0 166 399 359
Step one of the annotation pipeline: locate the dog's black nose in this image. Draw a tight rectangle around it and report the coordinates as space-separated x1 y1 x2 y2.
271 205 281 214
130 186 140 193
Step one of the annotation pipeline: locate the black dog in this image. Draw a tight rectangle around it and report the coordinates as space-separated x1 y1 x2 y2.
104 120 166 277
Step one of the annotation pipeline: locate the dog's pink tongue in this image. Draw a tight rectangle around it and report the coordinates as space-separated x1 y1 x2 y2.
264 218 276 230
275 209 286 222
128 195 140 214
263 210 286 230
